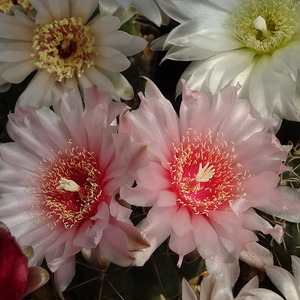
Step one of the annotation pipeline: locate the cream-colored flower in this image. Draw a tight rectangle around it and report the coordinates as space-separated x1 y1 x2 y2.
154 0 300 121
0 0 147 107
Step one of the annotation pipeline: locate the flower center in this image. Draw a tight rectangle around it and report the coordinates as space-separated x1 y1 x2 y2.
31 17 96 81
170 130 248 215
32 145 102 229
231 0 298 53
0 0 31 13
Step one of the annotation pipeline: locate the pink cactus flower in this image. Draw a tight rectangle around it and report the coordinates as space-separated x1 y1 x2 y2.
0 86 148 298
0 221 49 300
119 79 291 298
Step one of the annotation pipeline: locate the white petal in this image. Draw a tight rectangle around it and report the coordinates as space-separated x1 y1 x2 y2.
165 0 227 22
210 0 240 12
2 60 36 83
48 0 70 20
29 0 55 23
99 0 120 16
101 70 134 100
240 242 273 270
110 6 136 25
243 288 284 300
0 49 32 63
292 256 300 287
14 9 36 28
208 50 256 93
266 265 300 300
94 51 130 72
165 20 204 46
273 74 300 121
113 35 148 56
116 0 131 10
205 253 239 300
84 67 120 100
77 72 93 88
248 55 280 118
237 276 259 296
182 278 198 300
16 70 56 108
72 0 99 24
0 14 34 40
164 45 217 61
132 0 162 26
189 31 243 52
98 31 132 47
89 15 121 36
259 186 300 223
156 0 189 23
271 47 298 81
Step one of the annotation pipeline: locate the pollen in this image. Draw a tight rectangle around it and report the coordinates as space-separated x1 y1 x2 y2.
170 130 248 216
31 145 103 229
231 0 298 53
0 0 31 13
31 17 96 81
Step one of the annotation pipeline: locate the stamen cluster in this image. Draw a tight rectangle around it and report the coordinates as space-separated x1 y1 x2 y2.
31 17 96 81
170 130 248 215
32 145 102 229
231 0 297 53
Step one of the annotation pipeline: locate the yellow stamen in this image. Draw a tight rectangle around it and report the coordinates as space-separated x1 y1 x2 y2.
0 0 31 14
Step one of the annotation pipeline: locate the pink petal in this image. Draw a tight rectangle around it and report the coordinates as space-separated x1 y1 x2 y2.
171 206 193 237
169 230 196 267
98 223 135 267
134 204 178 266
54 256 75 298
242 209 283 244
192 215 219 259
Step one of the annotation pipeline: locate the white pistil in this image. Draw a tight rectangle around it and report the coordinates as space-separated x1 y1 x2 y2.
195 162 215 183
56 178 80 192
253 16 270 39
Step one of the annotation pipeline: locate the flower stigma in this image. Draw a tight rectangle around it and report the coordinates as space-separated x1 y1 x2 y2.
231 0 298 53
195 162 215 183
56 177 87 196
31 17 96 81
170 130 248 215
32 145 103 229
